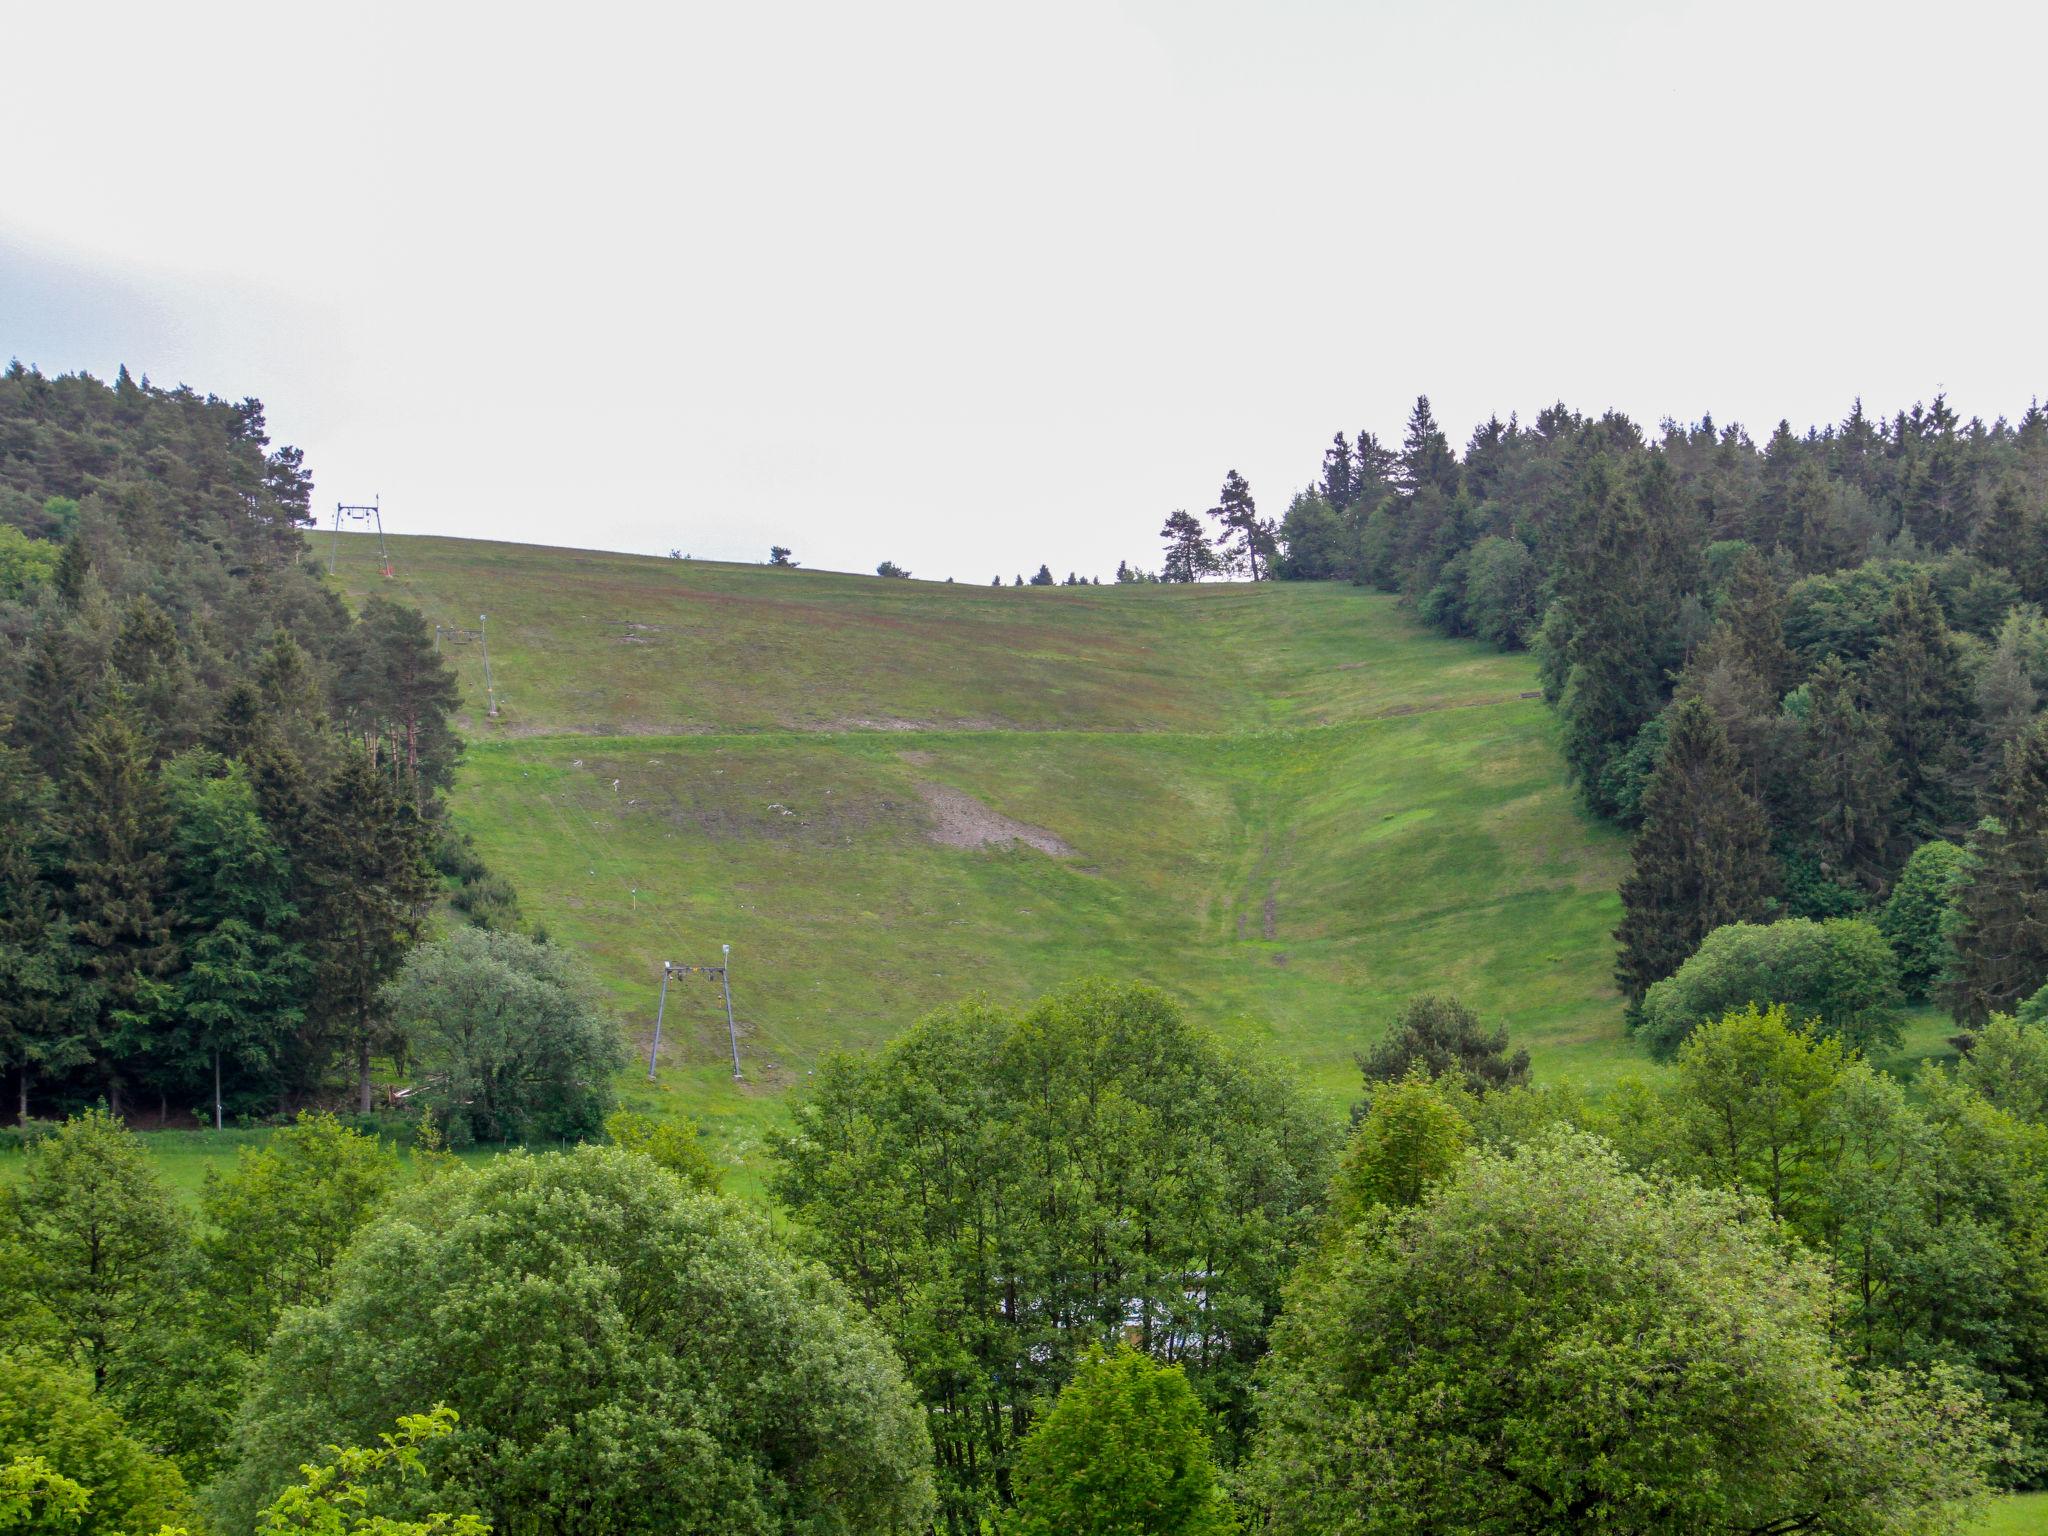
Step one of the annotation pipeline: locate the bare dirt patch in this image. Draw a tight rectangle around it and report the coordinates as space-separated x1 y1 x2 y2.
916 782 1074 856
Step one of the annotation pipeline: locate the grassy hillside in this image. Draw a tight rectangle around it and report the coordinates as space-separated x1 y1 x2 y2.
321 532 1635 1174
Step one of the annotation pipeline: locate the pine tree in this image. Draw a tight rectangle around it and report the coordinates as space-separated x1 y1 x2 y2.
335 599 462 799
63 710 178 1115
1615 697 1776 1004
1160 509 1214 583
1206 470 1274 580
1941 723 2048 1025
304 748 431 1113
1800 657 1900 895
1868 574 1976 842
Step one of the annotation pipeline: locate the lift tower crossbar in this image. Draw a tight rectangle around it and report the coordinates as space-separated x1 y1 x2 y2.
647 945 741 1082
329 497 391 576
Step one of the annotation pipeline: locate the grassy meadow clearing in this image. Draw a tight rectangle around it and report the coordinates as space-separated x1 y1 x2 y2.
316 534 1635 1174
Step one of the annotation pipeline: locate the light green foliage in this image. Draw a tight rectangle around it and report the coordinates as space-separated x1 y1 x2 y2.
0 1455 88 1536
0 528 59 604
380 928 620 1147
601 1109 720 1192
1329 1071 1470 1226
1638 917 1905 1055
251 1406 485 1536
0 1355 192 1536
8 1110 185 1386
1249 1130 2002 1536
1881 841 1971 999
1009 1347 1237 1536
213 1146 934 1536
1958 1014 2048 1124
1672 1005 1848 1225
771 980 1333 1531
195 1113 399 1352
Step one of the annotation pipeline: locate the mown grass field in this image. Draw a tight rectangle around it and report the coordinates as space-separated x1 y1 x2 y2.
1976 1492 2048 1533
308 534 1636 1170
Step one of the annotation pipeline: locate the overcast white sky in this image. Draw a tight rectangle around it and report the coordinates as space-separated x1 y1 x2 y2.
5 1 2045 580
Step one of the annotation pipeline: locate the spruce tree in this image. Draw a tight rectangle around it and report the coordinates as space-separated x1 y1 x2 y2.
1554 457 1667 812
63 710 178 1115
1800 657 1899 895
1397 396 1460 498
111 596 199 760
1940 723 2048 1025
1321 431 1355 508
164 754 309 1126
1615 697 1776 1004
1867 574 1976 842
1710 547 1797 699
305 748 431 1113
0 745 83 1124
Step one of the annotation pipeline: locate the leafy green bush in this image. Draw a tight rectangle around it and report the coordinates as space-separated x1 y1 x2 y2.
1636 917 1903 1056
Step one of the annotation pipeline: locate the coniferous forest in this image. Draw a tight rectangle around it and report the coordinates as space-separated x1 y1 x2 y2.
5 365 2048 1536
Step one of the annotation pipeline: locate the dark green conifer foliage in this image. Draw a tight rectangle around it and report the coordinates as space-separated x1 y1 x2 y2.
1615 697 1776 1004
0 744 84 1123
1868 574 1976 842
1553 457 1667 812
1941 723 2048 1025
1207 470 1273 580
63 710 177 1113
112 596 200 760
1711 547 1797 699
1159 510 1213 583
164 754 308 1123
1799 657 1899 895
1397 396 1460 498
305 749 431 1113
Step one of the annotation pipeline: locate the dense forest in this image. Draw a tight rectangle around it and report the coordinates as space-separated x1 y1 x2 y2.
1166 394 2048 1045
5 365 2047 1535
0 363 522 1128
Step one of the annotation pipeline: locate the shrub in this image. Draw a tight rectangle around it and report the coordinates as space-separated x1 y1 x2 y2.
1636 917 1903 1056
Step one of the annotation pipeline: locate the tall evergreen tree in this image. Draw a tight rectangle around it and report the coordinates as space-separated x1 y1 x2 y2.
1320 432 1355 509
1160 509 1214 583
1940 723 2048 1025
63 710 177 1115
1206 470 1274 580
1615 697 1776 1004
1553 457 1668 812
1867 574 1976 842
334 599 462 800
1710 547 1797 699
1397 396 1459 498
163 754 309 1126
111 596 199 761
1799 657 1899 896
304 748 431 1113
0 743 83 1123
